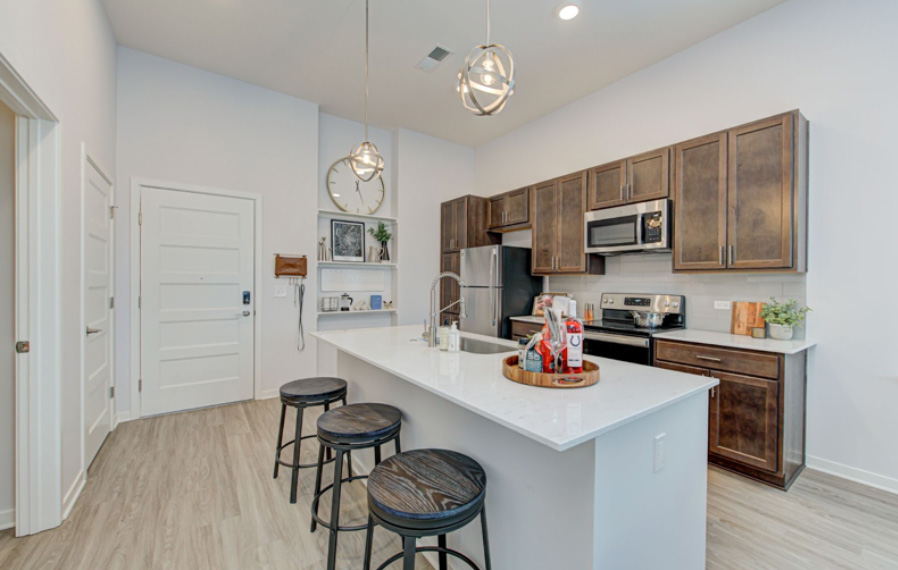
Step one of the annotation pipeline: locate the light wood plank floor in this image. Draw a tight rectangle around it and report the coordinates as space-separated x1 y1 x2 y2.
2 399 897 569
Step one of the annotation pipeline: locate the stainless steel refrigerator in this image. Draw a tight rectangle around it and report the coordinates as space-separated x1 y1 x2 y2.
459 245 542 339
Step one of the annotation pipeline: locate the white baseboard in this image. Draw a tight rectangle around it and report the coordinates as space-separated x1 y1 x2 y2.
62 472 87 520
0 508 14 531
257 388 280 400
115 411 133 426
807 455 898 496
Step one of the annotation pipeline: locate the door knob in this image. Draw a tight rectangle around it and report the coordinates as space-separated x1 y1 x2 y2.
86 327 102 335
242 310 251 317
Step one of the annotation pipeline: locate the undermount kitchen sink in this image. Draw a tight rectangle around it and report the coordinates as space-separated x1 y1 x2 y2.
459 337 516 355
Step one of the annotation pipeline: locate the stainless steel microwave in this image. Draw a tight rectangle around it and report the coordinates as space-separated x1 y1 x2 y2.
584 199 671 255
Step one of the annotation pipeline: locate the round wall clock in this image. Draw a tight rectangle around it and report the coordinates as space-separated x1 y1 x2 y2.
326 157 386 214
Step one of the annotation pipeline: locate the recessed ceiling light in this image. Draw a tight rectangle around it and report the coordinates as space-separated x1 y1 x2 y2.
558 4 579 20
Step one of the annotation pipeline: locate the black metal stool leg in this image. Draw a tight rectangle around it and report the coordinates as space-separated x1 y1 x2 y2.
438 534 448 570
363 515 375 570
311 443 325 532
326 450 345 570
395 433 402 454
374 445 382 466
346 450 353 478
273 403 287 479
481 509 492 570
289 405 304 504
323 402 333 461
403 536 417 570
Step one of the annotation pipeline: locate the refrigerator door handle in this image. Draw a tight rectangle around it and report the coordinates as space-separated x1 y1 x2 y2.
490 248 498 327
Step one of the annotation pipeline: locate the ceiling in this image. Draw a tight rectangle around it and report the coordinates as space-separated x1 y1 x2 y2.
101 0 788 147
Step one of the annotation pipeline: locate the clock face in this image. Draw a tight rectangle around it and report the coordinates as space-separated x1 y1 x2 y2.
326 157 386 214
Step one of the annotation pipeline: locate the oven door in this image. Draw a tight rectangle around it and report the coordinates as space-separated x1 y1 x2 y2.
582 331 651 366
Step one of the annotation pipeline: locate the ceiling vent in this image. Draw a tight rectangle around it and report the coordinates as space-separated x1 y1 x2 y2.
415 45 452 72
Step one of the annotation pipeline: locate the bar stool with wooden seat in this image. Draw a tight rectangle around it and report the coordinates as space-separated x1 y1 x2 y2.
312 402 403 570
273 377 348 504
363 449 492 570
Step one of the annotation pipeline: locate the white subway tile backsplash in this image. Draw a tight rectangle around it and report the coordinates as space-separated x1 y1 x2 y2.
547 254 808 335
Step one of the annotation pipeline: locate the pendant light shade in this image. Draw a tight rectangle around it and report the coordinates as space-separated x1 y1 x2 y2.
349 140 385 182
350 0 384 181
458 0 515 116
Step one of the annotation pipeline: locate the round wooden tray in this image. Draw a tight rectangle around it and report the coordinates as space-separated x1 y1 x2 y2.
502 356 599 389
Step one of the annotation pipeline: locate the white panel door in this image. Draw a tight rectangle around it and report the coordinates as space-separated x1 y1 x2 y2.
140 188 255 416
83 157 114 468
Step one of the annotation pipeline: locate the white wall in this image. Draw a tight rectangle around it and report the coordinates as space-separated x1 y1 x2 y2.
115 47 320 405
475 0 898 488
396 128 477 326
0 0 117 511
0 101 15 527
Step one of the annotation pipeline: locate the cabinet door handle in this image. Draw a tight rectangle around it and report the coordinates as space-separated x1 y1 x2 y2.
620 185 625 201
728 244 735 265
695 355 722 362
625 184 631 201
719 246 725 266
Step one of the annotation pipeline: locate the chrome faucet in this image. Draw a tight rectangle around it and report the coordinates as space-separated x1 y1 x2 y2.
426 272 467 347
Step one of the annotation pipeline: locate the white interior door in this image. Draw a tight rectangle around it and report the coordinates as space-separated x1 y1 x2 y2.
140 187 255 416
83 155 114 469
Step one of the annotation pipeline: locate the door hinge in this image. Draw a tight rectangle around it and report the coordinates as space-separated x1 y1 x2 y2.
109 205 118 219
109 386 115 399
15 341 30 354
139 378 143 392
109 296 115 309
138 212 142 225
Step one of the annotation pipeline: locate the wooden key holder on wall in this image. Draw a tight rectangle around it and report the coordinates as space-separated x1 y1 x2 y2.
275 254 308 278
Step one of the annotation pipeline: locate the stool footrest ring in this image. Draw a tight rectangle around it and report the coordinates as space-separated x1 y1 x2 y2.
275 435 336 470
311 474 370 532
374 546 481 570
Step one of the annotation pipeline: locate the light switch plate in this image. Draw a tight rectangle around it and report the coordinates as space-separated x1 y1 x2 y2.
714 300 732 310
274 286 288 298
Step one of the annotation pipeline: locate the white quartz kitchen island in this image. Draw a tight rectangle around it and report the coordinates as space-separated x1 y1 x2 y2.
313 325 717 570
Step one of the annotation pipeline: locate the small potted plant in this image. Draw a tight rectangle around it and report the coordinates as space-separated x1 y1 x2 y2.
367 222 393 262
759 297 810 341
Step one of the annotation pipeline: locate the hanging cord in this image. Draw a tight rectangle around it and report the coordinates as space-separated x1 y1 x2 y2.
486 0 491 45
364 0 370 141
295 277 306 352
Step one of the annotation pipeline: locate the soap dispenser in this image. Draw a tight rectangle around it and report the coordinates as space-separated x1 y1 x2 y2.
448 321 461 353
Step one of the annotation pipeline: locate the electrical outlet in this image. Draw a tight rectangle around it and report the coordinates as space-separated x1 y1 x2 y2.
714 300 732 310
653 433 666 473
274 286 288 298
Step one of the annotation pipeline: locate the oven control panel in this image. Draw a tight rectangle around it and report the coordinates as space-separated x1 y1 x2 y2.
625 297 651 307
600 293 685 314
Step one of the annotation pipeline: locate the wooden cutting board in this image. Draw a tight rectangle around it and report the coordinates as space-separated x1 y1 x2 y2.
731 302 766 336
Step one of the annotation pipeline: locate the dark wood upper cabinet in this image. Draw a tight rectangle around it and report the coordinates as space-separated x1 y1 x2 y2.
673 110 808 273
440 195 497 253
710 371 779 473
531 172 603 275
588 160 626 210
727 113 794 270
673 133 728 271
628 147 671 203
588 147 671 211
488 187 530 230
530 180 558 274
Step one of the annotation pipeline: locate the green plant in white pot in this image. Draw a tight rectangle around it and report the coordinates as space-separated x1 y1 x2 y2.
759 298 810 341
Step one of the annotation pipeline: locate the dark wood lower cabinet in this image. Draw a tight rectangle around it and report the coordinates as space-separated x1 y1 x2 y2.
511 320 542 342
655 339 808 490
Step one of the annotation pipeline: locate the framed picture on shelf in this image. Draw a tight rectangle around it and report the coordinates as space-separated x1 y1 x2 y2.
331 219 366 262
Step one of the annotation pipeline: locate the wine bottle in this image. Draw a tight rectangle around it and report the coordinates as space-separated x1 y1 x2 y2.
566 301 584 374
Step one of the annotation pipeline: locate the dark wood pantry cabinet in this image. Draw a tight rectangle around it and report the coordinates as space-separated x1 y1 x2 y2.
588 146 671 210
488 187 530 230
531 171 604 275
654 340 807 490
673 110 808 273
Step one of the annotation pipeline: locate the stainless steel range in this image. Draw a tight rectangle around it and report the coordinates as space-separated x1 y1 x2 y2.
581 293 686 366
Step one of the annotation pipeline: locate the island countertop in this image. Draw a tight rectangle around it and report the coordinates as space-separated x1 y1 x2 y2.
312 325 717 452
